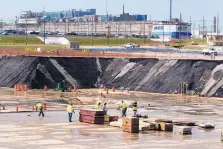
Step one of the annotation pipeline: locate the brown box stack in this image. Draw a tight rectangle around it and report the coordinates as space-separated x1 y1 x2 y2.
104 115 110 123
160 122 173 132
122 117 139 133
79 109 105 124
104 115 119 123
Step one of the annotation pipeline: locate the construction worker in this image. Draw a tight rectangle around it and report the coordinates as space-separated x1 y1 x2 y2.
36 102 44 117
96 102 101 111
66 103 73 122
121 100 128 117
60 80 66 97
103 103 108 115
132 102 138 117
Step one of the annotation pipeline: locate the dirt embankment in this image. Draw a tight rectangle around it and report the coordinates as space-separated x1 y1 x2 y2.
0 56 223 97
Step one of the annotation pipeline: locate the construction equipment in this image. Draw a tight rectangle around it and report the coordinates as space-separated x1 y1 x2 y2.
198 123 215 129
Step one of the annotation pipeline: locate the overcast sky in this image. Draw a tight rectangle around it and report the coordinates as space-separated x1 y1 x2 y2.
1 0 223 29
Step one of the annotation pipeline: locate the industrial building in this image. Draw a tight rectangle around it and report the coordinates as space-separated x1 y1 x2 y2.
17 7 147 25
17 9 97 24
43 9 96 21
98 14 147 22
151 19 192 41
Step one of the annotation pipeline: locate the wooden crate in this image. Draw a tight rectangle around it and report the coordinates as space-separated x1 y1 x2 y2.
79 109 105 116
104 115 119 123
122 117 139 127
122 125 139 133
122 117 139 133
79 114 104 124
173 126 192 135
160 122 173 132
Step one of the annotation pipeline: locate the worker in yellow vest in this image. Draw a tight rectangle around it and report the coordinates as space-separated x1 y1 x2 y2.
96 102 101 111
67 103 73 122
121 100 128 117
132 102 138 117
36 102 44 117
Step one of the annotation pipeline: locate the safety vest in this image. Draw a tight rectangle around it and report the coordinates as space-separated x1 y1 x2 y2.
67 105 73 113
36 103 42 110
121 102 127 109
96 105 101 111
133 106 138 111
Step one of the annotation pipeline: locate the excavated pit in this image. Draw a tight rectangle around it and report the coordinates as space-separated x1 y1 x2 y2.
0 56 223 97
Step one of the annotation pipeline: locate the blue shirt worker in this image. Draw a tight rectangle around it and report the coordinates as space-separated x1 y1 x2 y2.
67 103 73 122
103 103 108 115
132 102 138 117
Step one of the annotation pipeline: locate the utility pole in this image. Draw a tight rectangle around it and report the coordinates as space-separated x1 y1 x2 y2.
25 14 28 45
68 18 70 33
43 20 46 44
149 15 152 39
87 21 89 35
170 0 172 21
211 24 213 41
15 16 18 36
162 25 164 44
107 25 110 45
189 16 191 39
144 21 146 44
106 0 108 19
202 16 205 41
179 13 182 49
217 12 219 35
193 22 195 37
42 5 46 44
91 19 94 46
130 22 132 37
65 20 67 34
106 0 109 45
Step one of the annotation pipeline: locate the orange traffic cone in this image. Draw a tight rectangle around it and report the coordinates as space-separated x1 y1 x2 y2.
44 85 48 91
112 86 115 92
104 85 107 91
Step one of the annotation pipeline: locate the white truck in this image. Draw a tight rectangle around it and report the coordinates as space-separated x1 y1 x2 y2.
202 48 218 56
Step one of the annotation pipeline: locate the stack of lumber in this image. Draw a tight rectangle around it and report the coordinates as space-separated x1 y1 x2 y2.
79 109 105 124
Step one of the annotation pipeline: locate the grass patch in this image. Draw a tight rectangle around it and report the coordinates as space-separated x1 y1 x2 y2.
0 44 67 51
0 36 43 44
67 37 152 46
0 36 207 51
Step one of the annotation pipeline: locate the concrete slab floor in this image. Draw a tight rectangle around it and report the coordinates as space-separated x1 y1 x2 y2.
0 89 223 148
0 108 222 149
